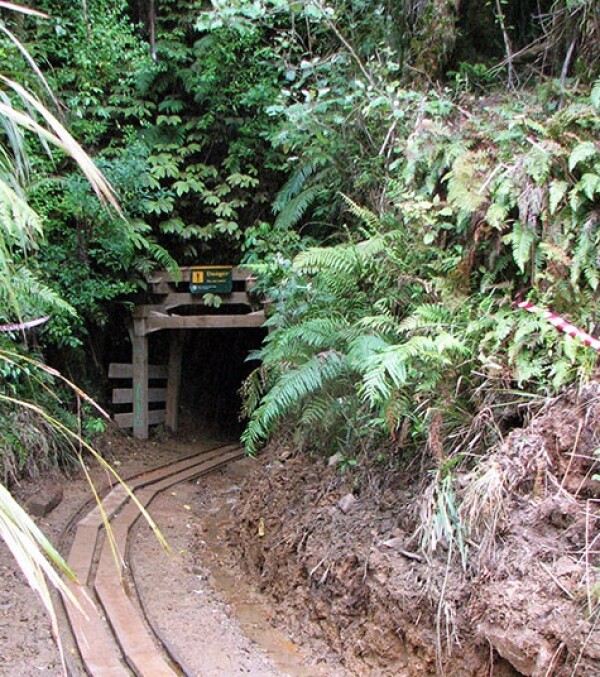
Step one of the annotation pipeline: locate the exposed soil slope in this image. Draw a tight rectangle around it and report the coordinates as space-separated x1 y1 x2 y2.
229 384 600 676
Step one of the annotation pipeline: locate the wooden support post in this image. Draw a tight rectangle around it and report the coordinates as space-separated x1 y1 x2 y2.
165 331 184 434
132 320 149 439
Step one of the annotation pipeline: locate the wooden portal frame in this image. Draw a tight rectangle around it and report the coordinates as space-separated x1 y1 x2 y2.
125 266 265 439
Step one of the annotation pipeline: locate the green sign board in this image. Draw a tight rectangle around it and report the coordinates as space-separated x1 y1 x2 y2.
189 266 233 294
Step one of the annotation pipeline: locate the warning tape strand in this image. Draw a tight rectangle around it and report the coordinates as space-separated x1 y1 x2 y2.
0 315 50 333
517 301 600 352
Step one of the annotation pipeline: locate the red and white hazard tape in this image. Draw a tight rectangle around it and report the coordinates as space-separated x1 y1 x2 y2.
517 301 600 352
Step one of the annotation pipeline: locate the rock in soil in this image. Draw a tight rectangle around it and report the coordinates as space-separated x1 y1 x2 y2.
228 391 600 677
26 484 63 517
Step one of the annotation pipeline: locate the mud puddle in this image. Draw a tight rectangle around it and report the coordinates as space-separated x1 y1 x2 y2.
201 500 330 676
130 453 344 676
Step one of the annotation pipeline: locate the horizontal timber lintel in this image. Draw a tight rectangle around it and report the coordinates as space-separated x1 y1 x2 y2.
139 311 266 334
114 409 165 429
108 363 168 379
112 388 167 405
147 266 254 286
132 292 252 318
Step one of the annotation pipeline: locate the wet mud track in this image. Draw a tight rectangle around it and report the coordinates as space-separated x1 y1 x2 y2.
62 443 243 676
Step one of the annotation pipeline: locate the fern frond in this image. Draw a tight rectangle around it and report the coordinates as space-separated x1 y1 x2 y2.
146 241 179 276
298 394 333 428
294 244 356 276
265 317 350 362
273 158 325 213
240 366 269 418
357 313 400 338
274 185 322 230
355 234 388 261
340 193 381 234
572 225 598 290
347 333 390 368
399 303 457 332
509 220 536 273
360 332 468 406
0 176 42 255
446 151 489 213
0 266 76 320
242 351 347 453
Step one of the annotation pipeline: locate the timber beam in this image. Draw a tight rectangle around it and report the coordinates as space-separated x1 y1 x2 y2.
132 291 252 318
120 266 265 439
131 331 149 439
142 310 266 335
148 266 254 287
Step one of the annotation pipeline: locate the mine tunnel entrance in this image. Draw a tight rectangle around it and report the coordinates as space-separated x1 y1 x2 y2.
177 327 266 437
109 266 269 439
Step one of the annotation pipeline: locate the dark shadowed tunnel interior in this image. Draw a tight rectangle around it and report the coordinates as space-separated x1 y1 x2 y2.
176 327 266 438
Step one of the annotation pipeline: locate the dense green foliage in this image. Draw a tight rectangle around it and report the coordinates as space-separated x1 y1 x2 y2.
14 1 176 348
0 0 597 643
1 0 599 478
0 1 158 479
229 1 600 460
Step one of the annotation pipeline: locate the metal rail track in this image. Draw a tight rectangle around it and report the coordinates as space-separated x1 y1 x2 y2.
63 443 244 676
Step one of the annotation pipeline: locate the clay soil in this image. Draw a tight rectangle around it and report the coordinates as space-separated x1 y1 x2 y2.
1 380 600 677
227 385 600 677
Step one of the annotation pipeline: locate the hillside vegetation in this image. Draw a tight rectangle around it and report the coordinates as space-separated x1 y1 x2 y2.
0 1 598 673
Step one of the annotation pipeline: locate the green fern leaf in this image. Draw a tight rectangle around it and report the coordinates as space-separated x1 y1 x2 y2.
548 180 568 214
579 173 600 201
568 142 598 172
272 159 324 213
446 151 488 213
274 185 321 230
242 351 347 453
294 245 356 276
509 221 535 272
340 194 381 233
486 203 508 230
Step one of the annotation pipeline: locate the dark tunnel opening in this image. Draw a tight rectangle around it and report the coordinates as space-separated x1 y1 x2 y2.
175 327 267 439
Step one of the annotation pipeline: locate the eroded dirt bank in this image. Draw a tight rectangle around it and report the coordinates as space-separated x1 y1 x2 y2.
228 386 600 676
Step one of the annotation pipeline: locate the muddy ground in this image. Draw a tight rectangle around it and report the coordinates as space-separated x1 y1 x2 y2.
228 386 600 676
0 432 343 676
1 382 599 676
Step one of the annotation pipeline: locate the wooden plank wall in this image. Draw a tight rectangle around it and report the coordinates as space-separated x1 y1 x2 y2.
109 362 167 431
